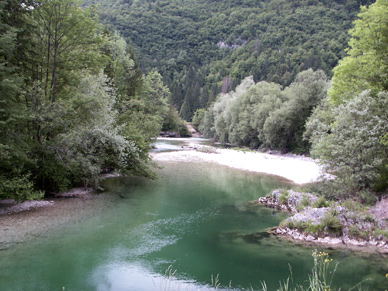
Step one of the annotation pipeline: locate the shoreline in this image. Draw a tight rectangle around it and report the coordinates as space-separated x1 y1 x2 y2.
0 188 110 250
152 143 388 254
254 190 388 254
151 144 323 184
2 141 385 254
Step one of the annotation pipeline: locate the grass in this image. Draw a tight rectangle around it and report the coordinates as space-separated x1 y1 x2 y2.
261 251 370 291
322 211 342 232
296 195 312 211
374 229 388 239
312 196 329 208
279 194 289 205
157 251 373 290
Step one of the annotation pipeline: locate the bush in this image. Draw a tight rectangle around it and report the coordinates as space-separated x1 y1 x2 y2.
306 223 325 234
349 225 360 237
283 219 308 230
307 91 388 199
192 108 206 129
279 194 288 205
0 174 44 201
340 199 365 212
296 195 311 212
322 212 342 232
312 196 329 208
162 107 191 137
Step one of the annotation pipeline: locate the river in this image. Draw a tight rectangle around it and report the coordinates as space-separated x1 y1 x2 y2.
0 139 387 290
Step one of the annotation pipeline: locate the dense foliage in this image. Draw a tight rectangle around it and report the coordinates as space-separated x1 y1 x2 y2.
0 0 187 200
305 0 388 201
1 0 387 203
195 0 388 200
329 0 388 104
198 69 329 153
87 0 373 120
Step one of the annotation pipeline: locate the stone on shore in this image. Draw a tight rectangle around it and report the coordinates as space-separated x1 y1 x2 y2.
256 190 388 252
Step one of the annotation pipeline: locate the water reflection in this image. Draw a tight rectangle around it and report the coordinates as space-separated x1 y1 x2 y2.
152 137 231 153
0 139 387 290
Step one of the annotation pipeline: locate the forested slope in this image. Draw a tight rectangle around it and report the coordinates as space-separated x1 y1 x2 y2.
198 0 388 201
86 0 373 119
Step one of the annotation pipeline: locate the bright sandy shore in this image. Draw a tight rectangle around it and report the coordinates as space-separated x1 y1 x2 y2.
151 142 323 184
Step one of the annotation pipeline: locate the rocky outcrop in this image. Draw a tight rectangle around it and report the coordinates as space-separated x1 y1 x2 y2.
258 189 317 213
256 190 388 252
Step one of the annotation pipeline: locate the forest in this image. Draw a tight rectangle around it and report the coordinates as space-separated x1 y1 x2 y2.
1 0 388 204
86 0 374 120
195 0 388 202
0 0 189 200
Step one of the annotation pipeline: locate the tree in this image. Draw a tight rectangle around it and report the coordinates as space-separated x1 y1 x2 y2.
16 0 110 191
54 73 149 188
179 66 203 121
0 0 162 198
106 31 143 103
305 1 388 201
308 91 388 200
263 69 329 153
0 1 44 200
116 70 171 176
28 0 105 102
329 0 388 104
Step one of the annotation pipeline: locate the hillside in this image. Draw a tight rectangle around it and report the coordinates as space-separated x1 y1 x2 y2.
86 0 374 119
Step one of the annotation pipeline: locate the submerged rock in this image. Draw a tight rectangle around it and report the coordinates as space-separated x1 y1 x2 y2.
0 200 54 215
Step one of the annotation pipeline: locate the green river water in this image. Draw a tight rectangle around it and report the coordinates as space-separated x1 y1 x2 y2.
1 139 387 290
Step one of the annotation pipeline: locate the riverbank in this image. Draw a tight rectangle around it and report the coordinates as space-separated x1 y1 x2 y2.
254 190 388 253
0 188 115 250
152 141 388 253
152 142 322 184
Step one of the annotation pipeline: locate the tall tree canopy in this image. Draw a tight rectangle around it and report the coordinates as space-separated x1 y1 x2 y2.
199 69 329 153
329 0 388 104
86 0 373 120
0 0 182 200
306 0 388 201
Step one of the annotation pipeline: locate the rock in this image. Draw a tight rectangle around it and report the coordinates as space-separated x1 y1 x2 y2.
369 240 378 246
329 238 343 245
286 207 329 226
306 235 315 242
258 189 388 252
0 200 54 215
317 237 331 243
54 187 94 198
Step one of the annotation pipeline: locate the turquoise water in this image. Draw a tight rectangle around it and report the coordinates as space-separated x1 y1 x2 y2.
1 140 387 290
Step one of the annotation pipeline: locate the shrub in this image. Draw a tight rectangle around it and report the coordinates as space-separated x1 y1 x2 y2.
283 219 308 230
279 194 288 205
341 199 364 212
312 196 329 208
297 195 311 212
306 223 325 234
363 214 375 223
322 211 342 232
374 230 388 240
349 225 360 237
